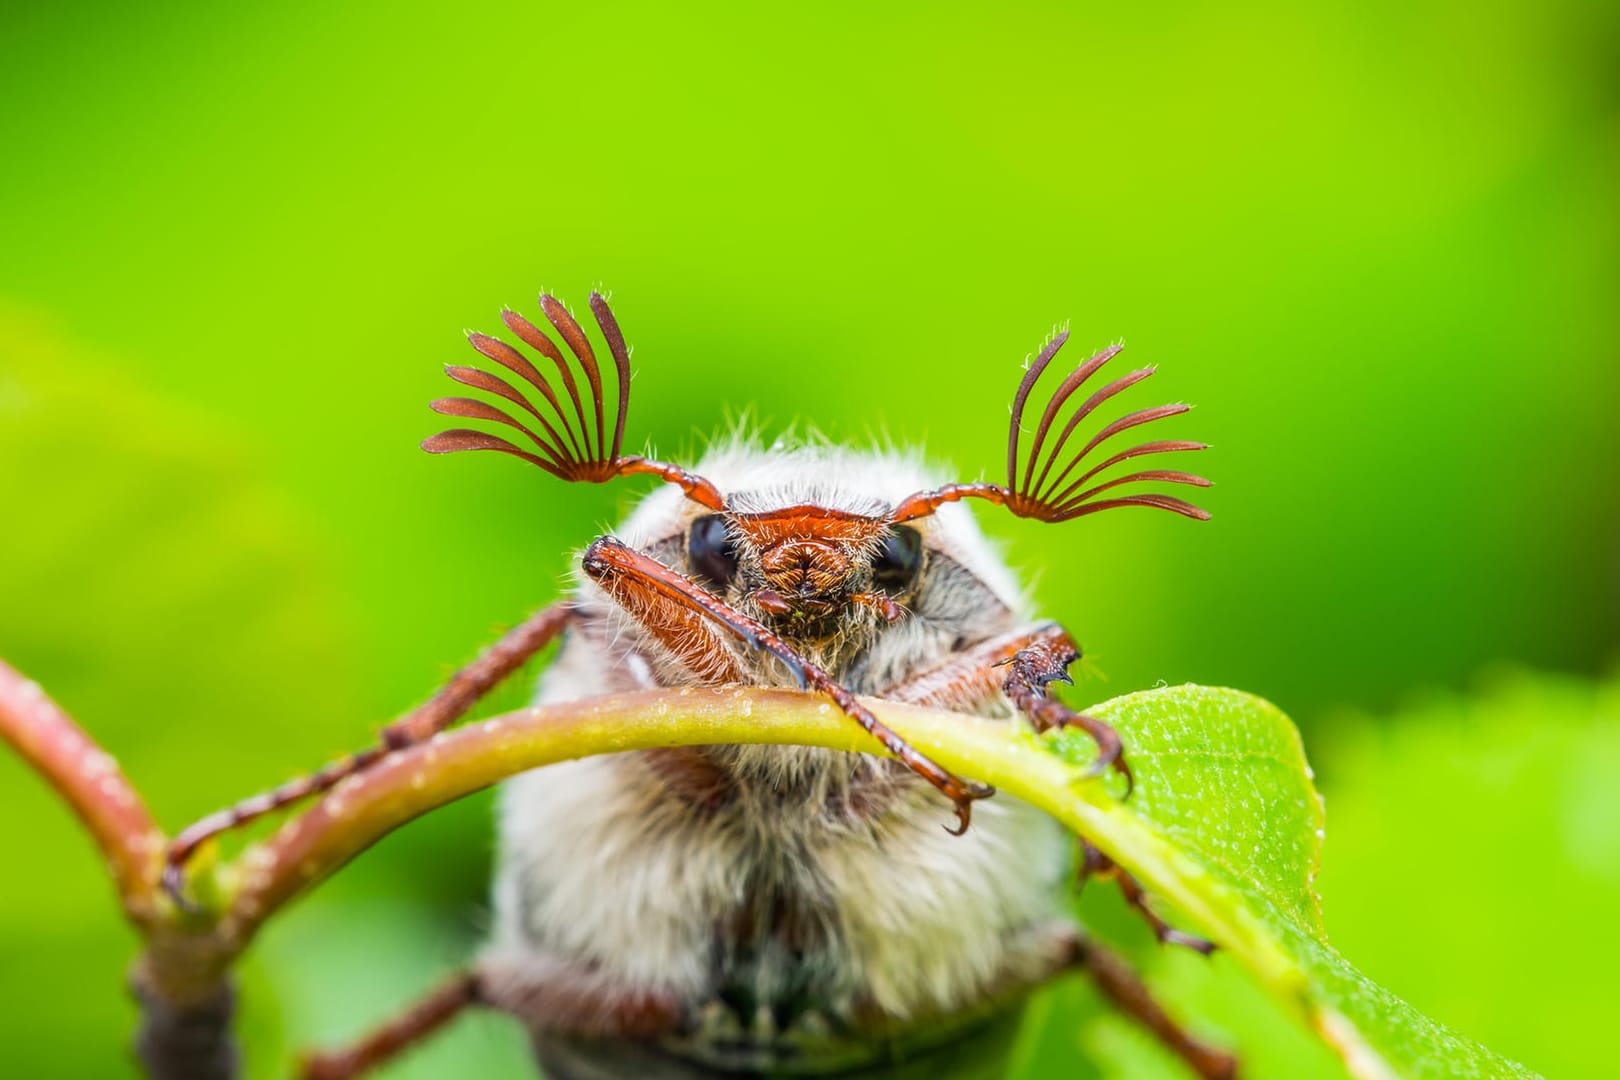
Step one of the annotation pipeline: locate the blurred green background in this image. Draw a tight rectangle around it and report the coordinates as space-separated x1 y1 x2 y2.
2 1 1617 1077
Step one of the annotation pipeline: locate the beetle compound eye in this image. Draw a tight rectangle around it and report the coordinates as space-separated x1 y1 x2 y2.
687 514 739 591
872 526 924 594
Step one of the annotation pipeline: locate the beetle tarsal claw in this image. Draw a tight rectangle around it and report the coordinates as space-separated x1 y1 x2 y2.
944 802 974 837
1074 753 1135 798
940 780 996 836
1054 712 1133 795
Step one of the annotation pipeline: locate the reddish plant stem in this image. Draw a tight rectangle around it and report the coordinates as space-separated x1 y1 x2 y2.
0 658 238 1078
0 658 165 928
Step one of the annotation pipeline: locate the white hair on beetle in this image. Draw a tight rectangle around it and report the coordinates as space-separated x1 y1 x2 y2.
490 438 1070 1075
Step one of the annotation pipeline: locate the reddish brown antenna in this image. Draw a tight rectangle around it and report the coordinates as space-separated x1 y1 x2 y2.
424 292 726 510
892 332 1211 523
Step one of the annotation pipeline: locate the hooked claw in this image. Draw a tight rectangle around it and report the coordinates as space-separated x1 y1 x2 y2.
1064 712 1134 797
1079 741 1135 797
942 781 997 836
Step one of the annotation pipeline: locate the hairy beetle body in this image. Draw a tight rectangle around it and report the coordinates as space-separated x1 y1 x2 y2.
486 446 1073 1075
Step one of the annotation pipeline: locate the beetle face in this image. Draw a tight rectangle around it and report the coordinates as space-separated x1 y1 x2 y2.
680 505 925 642
732 505 885 606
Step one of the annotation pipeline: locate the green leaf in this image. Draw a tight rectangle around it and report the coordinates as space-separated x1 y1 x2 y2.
200 681 1543 1080
1041 686 1538 1079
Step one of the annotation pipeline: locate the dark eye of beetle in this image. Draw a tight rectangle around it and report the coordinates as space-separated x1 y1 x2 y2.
687 514 739 591
872 526 924 594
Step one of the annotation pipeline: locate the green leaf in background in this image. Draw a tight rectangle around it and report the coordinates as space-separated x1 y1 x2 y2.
1042 687 1536 1079
1314 670 1620 1080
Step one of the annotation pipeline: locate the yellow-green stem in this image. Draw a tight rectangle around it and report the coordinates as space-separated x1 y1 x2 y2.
225 687 1302 1012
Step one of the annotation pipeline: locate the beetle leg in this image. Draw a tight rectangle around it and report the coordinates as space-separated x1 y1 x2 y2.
580 536 994 833
885 626 1212 953
901 922 1235 1080
1067 933 1236 1079
301 953 689 1080
882 621 1075 710
1079 839 1217 955
997 630 1132 791
163 602 575 904
301 971 482 1080
881 621 1132 791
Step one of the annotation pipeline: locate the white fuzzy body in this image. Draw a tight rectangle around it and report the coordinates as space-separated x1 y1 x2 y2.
486 443 1073 1071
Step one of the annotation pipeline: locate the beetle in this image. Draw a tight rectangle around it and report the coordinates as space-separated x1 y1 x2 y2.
166 291 1229 1079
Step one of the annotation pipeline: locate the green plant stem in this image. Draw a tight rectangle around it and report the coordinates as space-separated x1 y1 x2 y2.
225 687 1303 1011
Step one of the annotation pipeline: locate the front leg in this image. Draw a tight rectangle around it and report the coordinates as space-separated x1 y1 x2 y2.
998 627 1132 789
884 622 1075 711
884 623 1215 952
580 536 994 833
883 621 1128 786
